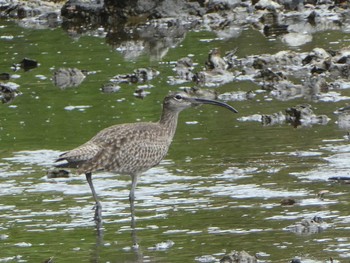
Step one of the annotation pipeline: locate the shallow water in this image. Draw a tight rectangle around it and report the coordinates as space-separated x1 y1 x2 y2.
0 18 350 263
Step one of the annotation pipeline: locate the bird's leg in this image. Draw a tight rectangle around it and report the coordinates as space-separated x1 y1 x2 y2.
129 173 139 203
129 174 139 248
85 173 102 224
129 174 139 228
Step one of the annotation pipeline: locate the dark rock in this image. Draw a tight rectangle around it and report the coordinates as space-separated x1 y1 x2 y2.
47 169 70 179
20 58 38 71
285 104 313 127
0 73 10 81
12 58 38 72
281 198 296 206
256 68 286 82
263 24 289 37
61 0 105 22
328 176 350 184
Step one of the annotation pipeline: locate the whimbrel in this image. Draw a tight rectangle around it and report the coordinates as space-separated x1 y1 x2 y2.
56 91 237 223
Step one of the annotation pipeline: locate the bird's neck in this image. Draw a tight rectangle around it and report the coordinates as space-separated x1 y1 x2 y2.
159 108 180 138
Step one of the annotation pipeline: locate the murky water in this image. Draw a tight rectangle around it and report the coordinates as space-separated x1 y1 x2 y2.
1 18 350 263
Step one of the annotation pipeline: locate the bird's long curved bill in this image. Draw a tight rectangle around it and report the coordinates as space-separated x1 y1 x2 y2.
193 98 238 113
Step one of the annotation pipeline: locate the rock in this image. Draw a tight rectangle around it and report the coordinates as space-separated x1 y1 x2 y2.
47 169 69 179
285 104 329 127
205 48 228 70
101 83 121 93
62 0 204 23
218 91 256 101
133 87 151 99
328 176 350 184
110 68 159 84
285 215 328 235
52 68 87 89
12 58 38 72
269 80 304 101
220 250 257 263
263 24 289 37
0 82 21 103
176 57 194 79
280 198 296 206
255 0 282 11
183 86 217 100
0 0 62 28
193 69 235 87
0 73 10 80
281 32 312 47
261 111 286 125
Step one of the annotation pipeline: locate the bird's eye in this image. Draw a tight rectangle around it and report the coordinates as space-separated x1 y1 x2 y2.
174 94 183 100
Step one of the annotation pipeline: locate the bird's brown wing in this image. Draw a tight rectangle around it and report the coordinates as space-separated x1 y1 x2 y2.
79 123 171 174
56 122 171 175
55 142 102 170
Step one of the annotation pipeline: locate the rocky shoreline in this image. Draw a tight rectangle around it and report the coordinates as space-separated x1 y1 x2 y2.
1 0 350 129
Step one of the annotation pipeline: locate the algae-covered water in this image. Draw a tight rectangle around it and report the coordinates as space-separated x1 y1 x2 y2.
1 18 350 263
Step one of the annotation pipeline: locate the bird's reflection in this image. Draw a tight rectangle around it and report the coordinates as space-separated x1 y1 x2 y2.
90 199 143 262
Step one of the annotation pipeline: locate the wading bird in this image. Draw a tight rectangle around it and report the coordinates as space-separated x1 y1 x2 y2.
56 91 237 224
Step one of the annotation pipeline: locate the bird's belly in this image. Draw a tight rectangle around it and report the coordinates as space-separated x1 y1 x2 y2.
101 141 169 175
107 164 156 175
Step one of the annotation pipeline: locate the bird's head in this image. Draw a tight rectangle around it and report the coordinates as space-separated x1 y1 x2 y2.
163 91 238 113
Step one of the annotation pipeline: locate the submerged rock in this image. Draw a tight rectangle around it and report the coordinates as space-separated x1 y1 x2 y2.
218 91 256 101
285 215 328 235
168 57 195 85
193 69 235 87
52 68 87 89
0 82 21 103
182 86 217 100
285 104 330 127
280 198 297 206
100 82 121 93
205 48 229 71
335 106 350 130
220 250 257 263
47 169 69 179
261 111 286 126
328 176 350 184
239 104 329 127
133 87 151 99
0 73 11 81
110 68 159 84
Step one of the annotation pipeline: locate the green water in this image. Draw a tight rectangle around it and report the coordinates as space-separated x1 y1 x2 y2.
1 19 350 263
